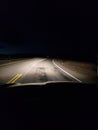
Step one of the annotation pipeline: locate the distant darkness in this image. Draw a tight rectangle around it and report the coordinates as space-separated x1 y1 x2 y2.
0 0 96 57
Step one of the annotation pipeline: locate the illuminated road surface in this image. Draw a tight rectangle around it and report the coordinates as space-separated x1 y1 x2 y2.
0 58 80 85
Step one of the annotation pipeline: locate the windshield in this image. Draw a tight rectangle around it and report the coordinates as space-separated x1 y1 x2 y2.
0 2 97 85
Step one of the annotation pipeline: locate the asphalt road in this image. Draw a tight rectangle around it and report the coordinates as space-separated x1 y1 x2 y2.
0 58 81 85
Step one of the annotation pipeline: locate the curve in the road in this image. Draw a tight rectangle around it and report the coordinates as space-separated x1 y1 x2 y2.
52 59 82 83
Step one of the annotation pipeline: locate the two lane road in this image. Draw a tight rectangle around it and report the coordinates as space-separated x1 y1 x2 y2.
0 58 81 85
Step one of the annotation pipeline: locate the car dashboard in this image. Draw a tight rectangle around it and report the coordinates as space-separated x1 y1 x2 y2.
0 82 97 130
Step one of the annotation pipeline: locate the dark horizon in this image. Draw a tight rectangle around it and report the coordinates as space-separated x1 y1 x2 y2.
0 0 96 57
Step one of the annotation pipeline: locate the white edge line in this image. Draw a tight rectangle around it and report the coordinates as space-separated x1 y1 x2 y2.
52 60 82 83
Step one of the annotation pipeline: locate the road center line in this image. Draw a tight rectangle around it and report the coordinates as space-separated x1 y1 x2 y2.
52 60 82 83
7 74 19 84
11 74 22 83
6 58 46 84
7 74 22 84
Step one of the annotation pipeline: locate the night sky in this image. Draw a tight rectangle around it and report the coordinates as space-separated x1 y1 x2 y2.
0 0 96 57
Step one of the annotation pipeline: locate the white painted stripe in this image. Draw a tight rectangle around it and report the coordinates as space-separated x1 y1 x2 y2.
52 60 82 83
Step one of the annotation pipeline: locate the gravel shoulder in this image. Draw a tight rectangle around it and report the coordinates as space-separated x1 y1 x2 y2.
54 59 97 83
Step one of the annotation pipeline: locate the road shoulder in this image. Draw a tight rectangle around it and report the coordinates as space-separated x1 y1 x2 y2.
53 59 97 83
